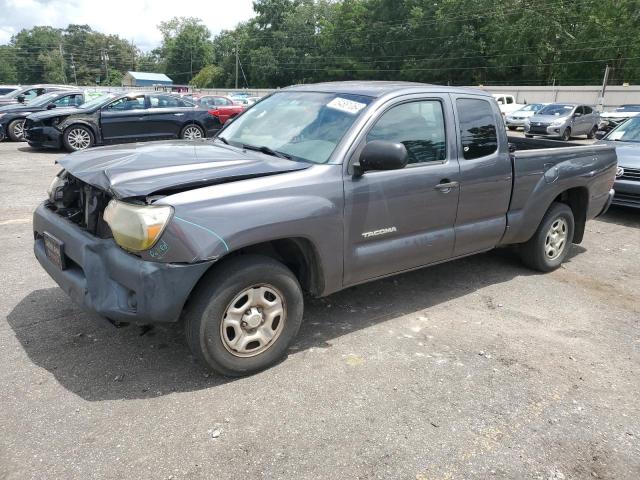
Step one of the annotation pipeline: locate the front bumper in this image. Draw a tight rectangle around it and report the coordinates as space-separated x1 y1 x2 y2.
24 125 63 149
33 202 213 324
524 124 565 136
505 118 526 127
612 178 640 208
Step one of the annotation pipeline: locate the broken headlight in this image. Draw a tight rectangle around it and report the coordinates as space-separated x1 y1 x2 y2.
103 200 173 252
47 171 67 202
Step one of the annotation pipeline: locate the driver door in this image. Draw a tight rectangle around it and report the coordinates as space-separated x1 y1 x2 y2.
343 96 460 286
100 94 147 142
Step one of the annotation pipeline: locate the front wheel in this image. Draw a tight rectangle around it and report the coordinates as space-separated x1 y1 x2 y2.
561 127 571 141
519 202 575 272
180 124 204 140
185 255 303 376
7 119 26 141
587 125 597 139
63 125 94 151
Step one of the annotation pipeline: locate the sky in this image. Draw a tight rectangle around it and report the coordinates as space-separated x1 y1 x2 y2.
0 0 256 51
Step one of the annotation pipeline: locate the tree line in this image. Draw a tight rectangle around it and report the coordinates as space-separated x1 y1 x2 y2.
1 0 639 88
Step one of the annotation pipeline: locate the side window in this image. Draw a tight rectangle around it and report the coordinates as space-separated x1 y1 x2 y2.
456 98 498 160
366 100 447 164
53 94 82 107
583 106 593 115
149 95 186 108
506 96 514 104
575 106 584 116
106 96 145 111
22 89 40 101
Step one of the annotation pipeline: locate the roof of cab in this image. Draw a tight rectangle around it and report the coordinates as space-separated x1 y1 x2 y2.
284 80 489 98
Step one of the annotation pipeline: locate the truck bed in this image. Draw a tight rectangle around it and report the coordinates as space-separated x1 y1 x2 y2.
500 137 617 245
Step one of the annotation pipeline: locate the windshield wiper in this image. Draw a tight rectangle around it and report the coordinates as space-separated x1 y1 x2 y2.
242 143 291 160
215 136 229 144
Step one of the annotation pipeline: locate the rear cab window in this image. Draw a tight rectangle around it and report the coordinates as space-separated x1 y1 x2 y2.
456 98 498 160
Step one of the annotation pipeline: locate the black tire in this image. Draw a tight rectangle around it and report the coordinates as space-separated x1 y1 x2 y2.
519 202 575 272
185 255 303 376
7 118 26 142
524 134 534 138
63 125 94 152
561 127 571 141
180 124 205 140
587 125 597 139
508 126 517 131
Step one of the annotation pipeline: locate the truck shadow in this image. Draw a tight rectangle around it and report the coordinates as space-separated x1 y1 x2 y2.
596 205 640 229
7 248 570 401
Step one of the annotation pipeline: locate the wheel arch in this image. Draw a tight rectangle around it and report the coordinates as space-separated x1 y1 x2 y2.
552 186 589 243
183 236 325 312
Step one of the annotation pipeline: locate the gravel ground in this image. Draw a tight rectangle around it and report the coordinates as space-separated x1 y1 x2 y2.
0 140 638 480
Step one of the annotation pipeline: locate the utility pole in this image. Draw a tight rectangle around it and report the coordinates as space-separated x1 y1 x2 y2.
59 44 67 84
598 64 610 111
101 48 110 85
190 47 193 80
70 53 78 85
235 37 239 90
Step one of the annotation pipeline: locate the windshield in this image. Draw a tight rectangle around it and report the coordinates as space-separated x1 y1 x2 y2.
79 93 117 109
606 117 640 142
614 105 640 112
519 103 544 112
538 104 575 116
219 91 373 164
27 92 61 107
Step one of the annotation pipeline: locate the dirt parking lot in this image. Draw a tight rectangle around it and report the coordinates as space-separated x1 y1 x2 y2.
0 140 638 480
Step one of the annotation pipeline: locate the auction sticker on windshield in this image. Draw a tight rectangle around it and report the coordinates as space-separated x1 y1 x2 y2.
327 97 367 114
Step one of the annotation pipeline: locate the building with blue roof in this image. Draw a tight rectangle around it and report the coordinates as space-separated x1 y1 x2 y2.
122 71 173 87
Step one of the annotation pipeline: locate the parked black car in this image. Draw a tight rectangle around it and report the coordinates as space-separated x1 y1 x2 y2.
0 85 21 96
0 90 84 142
0 84 74 106
598 116 640 208
25 92 222 151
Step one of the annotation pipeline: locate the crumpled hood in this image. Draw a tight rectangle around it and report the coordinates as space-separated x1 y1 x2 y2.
57 140 311 198
28 107 84 121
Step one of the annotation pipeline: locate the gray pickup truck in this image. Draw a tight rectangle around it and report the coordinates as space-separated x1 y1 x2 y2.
33 82 616 376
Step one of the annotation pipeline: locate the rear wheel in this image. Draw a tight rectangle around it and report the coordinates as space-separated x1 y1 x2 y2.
63 125 94 151
180 124 204 140
587 125 597 139
561 127 571 141
7 119 26 142
185 255 303 376
519 202 574 272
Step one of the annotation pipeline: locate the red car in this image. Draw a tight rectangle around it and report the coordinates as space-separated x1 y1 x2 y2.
197 96 245 124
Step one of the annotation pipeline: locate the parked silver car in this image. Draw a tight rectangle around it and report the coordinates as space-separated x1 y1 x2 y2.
524 103 600 141
505 103 548 130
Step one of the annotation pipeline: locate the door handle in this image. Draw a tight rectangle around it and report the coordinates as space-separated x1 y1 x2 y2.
434 180 459 193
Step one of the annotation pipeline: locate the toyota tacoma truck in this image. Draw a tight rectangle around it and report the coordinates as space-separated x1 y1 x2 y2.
33 82 617 376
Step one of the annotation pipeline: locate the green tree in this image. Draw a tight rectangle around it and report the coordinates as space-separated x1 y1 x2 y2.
190 65 225 87
158 17 214 84
0 45 18 83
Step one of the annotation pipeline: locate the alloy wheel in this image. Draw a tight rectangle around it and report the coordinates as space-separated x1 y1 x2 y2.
67 128 91 150
544 218 568 260
183 126 203 140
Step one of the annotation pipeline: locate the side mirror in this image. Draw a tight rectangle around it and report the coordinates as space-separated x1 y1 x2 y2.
595 130 606 140
573 112 582 117
17 94 25 103
354 140 409 176
47 104 56 110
